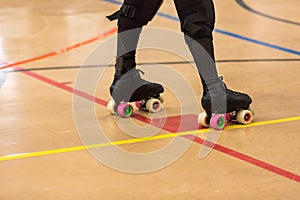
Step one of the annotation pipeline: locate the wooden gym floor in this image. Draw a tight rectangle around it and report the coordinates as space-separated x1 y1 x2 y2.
0 0 299 199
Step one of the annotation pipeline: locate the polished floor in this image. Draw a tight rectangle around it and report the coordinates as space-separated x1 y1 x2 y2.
0 0 300 199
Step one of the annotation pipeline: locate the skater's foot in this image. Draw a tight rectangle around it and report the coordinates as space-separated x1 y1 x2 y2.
110 69 164 103
201 77 252 116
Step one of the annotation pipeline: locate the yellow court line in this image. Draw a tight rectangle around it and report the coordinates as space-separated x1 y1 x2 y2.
1 116 300 162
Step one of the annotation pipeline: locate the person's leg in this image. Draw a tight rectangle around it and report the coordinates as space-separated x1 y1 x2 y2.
174 0 252 115
107 0 164 103
174 0 217 80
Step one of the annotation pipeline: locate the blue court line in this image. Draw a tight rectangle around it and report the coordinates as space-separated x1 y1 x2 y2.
102 0 300 56
215 29 300 56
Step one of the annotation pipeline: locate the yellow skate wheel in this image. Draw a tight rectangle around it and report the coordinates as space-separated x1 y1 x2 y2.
107 100 117 115
237 109 253 124
146 98 161 113
198 112 209 127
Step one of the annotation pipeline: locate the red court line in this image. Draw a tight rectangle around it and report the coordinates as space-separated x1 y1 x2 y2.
12 65 300 183
0 27 117 70
13 66 108 107
184 135 300 182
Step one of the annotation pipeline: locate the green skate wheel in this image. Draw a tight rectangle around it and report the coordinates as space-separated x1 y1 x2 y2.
117 103 133 118
210 114 226 130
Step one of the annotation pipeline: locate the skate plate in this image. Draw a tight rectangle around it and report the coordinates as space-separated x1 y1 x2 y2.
198 108 254 130
107 96 164 118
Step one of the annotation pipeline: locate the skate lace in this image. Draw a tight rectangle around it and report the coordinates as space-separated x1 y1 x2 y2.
137 69 145 75
135 69 153 85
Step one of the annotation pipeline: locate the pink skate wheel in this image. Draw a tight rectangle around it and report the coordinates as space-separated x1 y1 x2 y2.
117 103 133 118
225 113 231 121
210 114 226 130
135 101 142 109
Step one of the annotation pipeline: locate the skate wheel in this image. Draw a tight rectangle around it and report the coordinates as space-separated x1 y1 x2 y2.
236 109 253 124
248 108 255 116
146 98 161 113
107 100 117 115
135 100 147 110
198 112 209 127
225 113 232 121
117 103 133 118
210 114 226 130
135 101 142 109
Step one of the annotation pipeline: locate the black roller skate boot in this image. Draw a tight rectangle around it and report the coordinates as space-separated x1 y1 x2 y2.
198 77 253 130
107 54 164 118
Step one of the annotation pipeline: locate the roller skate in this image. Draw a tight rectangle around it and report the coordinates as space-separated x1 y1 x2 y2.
198 77 253 130
107 68 164 117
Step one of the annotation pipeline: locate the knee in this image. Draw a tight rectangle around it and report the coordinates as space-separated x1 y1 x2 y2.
177 1 215 40
181 13 214 41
